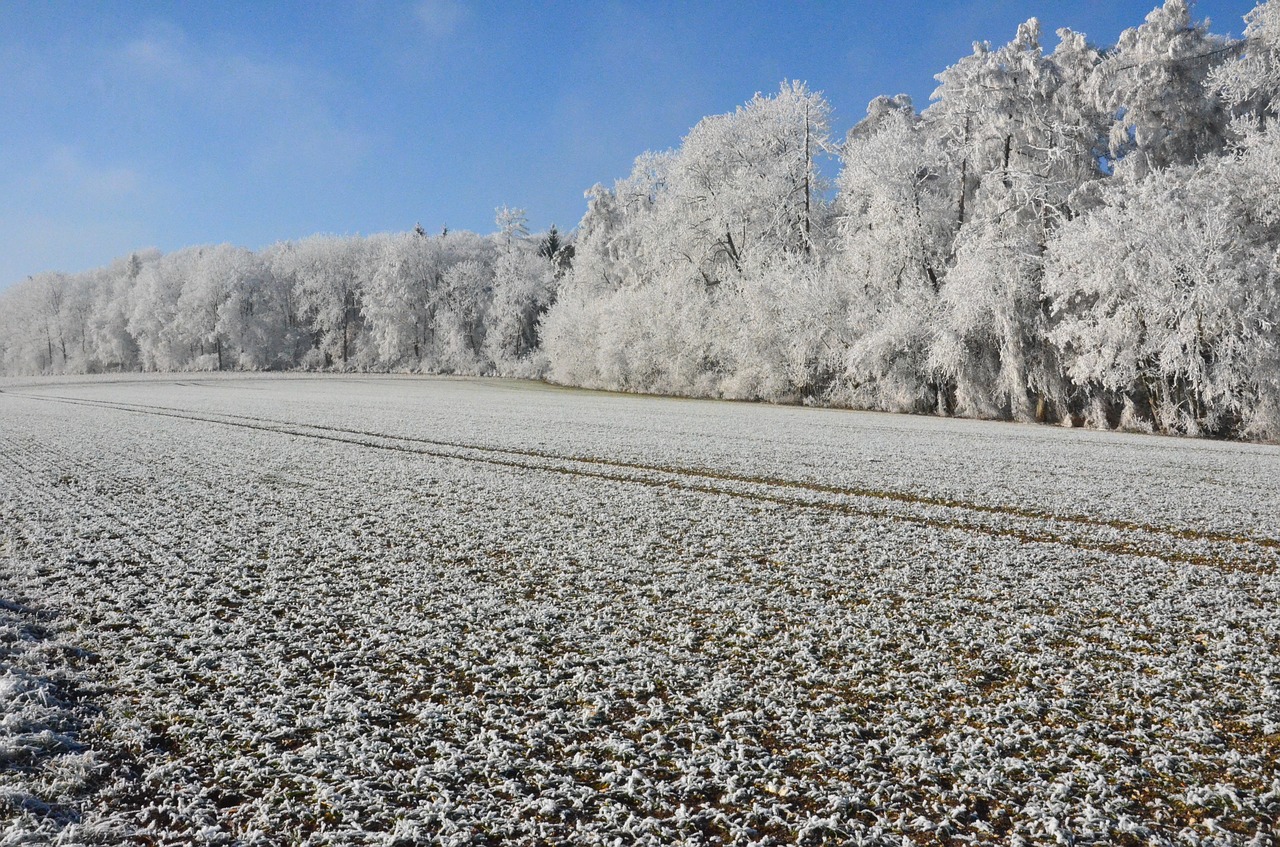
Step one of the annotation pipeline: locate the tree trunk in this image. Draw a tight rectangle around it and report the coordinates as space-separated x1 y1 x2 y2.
957 116 971 230
803 99 811 251
1002 134 1013 189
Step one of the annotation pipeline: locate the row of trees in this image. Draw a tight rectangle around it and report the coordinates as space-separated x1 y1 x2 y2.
0 211 569 377
543 0 1280 439
2 0 1277 439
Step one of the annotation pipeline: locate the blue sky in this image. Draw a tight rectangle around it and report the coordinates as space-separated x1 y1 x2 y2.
0 0 1259 290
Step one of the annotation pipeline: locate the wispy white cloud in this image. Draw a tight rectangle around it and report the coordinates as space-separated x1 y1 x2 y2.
0 211 150 288
416 0 468 38
0 145 149 286
121 28 200 86
115 24 368 172
31 145 141 203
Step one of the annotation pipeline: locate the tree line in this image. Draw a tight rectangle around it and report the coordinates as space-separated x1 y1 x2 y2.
3 0 1278 439
0 211 569 380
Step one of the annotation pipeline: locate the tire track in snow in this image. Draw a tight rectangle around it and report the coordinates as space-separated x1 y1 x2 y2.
12 392 1277 574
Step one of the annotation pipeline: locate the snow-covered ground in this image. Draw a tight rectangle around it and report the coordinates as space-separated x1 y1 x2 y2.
1 374 1277 845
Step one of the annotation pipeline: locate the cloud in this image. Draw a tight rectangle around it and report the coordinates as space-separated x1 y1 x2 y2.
121 28 200 86
416 0 468 38
0 144 150 287
115 24 368 172
25 146 141 205
0 211 150 289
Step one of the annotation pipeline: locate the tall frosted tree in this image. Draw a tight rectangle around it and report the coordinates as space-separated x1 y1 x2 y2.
543 83 833 397
834 94 952 412
364 231 442 367
541 155 684 390
212 247 297 370
273 235 372 369
129 250 196 371
1046 158 1279 437
486 208 558 372
1211 0 1280 120
436 258 491 370
0 273 71 373
1048 0 1280 437
175 245 239 371
925 20 1106 421
86 250 156 372
660 81 831 286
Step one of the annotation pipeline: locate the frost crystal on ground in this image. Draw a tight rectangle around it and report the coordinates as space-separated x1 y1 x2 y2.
1 375 1277 845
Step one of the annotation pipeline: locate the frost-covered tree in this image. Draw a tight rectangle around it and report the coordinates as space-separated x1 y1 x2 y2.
485 210 557 373
1211 0 1280 121
925 20 1106 421
1093 0 1236 179
213 247 298 370
129 250 200 371
543 83 832 397
175 246 237 370
1047 161 1280 436
542 156 676 389
571 153 674 296
33 272 77 372
85 251 156 372
834 95 952 412
1048 1 1280 437
662 81 831 286
363 231 443 367
495 205 529 243
273 235 372 369
485 248 554 368
436 258 491 371
0 274 66 374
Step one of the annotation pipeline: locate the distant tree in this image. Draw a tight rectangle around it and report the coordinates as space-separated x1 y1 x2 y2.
276 236 372 369
485 243 556 370
129 250 195 371
495 205 529 245
538 224 562 261
364 232 440 366
437 258 491 370
175 246 239 370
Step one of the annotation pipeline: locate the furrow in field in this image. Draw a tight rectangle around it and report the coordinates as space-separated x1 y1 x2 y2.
0 400 342 841
18 392 1277 574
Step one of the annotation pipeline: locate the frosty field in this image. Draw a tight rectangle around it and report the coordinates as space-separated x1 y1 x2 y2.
1 375 1278 846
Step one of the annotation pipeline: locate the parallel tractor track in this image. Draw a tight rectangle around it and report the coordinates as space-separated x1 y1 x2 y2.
13 391 1278 573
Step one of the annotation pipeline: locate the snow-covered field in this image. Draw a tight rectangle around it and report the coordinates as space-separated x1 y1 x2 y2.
1 374 1277 846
